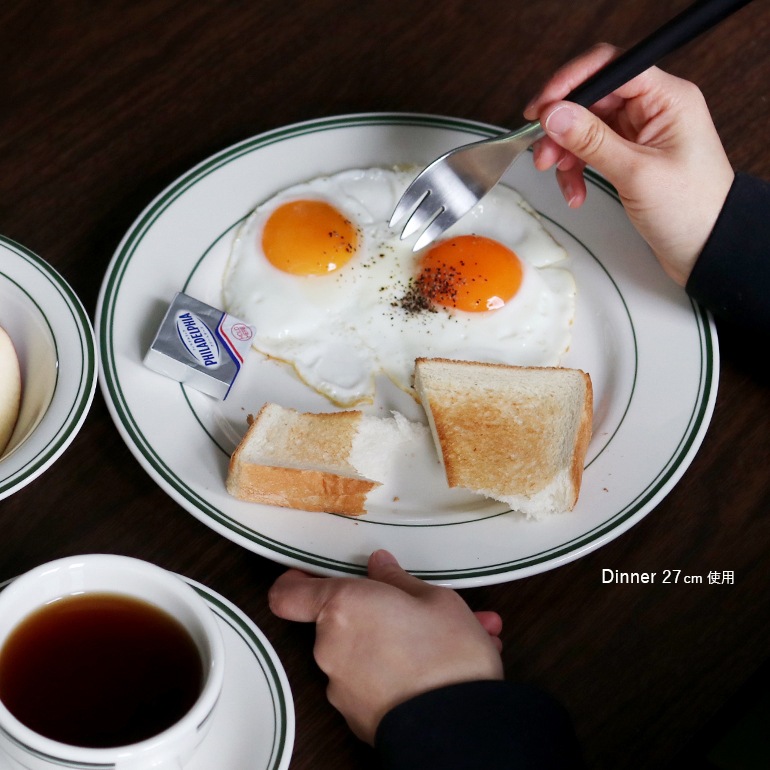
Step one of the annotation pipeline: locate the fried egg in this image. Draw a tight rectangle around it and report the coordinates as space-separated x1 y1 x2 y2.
222 167 575 406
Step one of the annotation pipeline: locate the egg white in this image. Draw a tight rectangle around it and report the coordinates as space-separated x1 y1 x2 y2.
222 167 575 406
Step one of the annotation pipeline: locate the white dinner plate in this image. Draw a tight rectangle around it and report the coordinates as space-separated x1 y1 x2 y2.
0 237 97 500
0 576 294 770
96 114 719 587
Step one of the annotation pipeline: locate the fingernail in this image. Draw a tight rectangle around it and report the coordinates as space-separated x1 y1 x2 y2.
371 549 398 567
561 179 578 208
544 105 575 136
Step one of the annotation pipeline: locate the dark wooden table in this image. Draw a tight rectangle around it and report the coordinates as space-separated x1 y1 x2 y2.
2 2 769 768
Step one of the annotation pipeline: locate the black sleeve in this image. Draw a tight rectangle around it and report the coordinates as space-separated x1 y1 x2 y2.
685 173 770 334
374 680 585 769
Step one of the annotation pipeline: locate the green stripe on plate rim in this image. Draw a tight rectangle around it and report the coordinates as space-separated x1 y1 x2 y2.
98 113 716 580
0 236 97 495
0 578 291 770
176 206 637 514
188 582 291 770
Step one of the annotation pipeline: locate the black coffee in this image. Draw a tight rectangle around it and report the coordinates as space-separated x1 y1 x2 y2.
0 593 203 748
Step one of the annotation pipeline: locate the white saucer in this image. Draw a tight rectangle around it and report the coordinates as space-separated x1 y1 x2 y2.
0 577 294 770
0 236 97 501
181 577 294 769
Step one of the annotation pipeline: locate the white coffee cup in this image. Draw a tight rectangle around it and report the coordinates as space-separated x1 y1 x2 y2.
0 554 224 770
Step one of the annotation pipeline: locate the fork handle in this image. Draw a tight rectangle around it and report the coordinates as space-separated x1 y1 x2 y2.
565 0 754 108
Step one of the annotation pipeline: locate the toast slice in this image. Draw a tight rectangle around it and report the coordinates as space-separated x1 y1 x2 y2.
226 403 423 516
413 358 593 518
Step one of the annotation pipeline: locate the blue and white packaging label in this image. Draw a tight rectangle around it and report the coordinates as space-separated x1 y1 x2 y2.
144 292 255 399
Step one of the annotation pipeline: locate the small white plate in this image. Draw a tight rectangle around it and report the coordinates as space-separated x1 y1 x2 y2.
96 114 719 587
0 577 294 770
178 578 294 770
0 237 97 500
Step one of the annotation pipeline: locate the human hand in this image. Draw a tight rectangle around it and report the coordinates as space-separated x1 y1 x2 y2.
524 43 734 287
268 549 504 744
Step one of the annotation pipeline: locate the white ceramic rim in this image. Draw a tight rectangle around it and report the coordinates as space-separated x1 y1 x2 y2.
0 555 224 768
95 113 720 587
180 577 294 770
0 568 294 770
0 237 98 500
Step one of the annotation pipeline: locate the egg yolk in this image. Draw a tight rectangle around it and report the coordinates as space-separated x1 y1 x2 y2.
262 199 358 275
417 234 523 312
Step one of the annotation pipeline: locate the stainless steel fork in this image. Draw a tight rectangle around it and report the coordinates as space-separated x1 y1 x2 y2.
390 0 754 252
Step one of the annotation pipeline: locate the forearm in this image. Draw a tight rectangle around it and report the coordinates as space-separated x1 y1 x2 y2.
375 680 585 769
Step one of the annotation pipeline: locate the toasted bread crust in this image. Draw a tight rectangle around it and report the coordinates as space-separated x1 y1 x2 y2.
569 374 593 509
226 403 378 516
414 358 593 514
226 463 376 515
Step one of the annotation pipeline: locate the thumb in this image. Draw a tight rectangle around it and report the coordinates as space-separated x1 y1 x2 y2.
269 568 338 622
541 101 636 182
367 549 431 597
